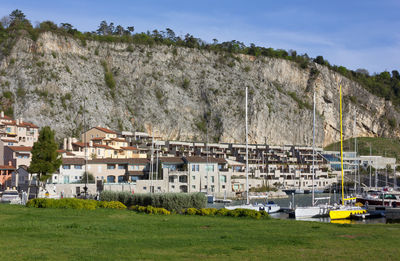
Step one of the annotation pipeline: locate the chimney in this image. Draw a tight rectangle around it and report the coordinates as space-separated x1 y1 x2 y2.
8 161 12 166
20 117 23 124
68 137 73 151
63 138 67 150
16 119 19 125
89 140 93 147
0 111 3 118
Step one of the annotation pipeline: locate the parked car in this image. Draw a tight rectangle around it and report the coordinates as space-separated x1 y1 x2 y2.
0 189 21 204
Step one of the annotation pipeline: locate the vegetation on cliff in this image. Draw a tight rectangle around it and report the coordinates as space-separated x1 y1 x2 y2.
324 137 400 162
1 9 399 107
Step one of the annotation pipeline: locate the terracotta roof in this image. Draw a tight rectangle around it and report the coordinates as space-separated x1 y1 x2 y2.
62 158 85 165
120 146 138 151
0 165 16 170
0 115 13 120
93 144 114 149
88 158 149 164
72 142 86 147
66 152 76 156
91 137 104 141
184 156 227 164
8 146 32 152
1 139 17 143
94 127 117 134
57 149 67 153
159 157 184 164
128 170 146 176
111 138 126 142
17 122 39 128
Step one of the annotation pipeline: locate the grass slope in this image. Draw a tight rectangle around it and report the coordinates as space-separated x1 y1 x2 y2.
324 137 400 162
1 204 400 260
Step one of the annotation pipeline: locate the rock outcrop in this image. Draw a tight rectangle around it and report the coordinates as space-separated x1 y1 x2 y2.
0 32 398 146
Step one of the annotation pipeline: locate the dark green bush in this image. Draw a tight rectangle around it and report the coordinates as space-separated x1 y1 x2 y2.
100 191 206 212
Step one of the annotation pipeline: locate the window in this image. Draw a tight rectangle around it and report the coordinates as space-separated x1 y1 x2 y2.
107 164 115 169
143 186 147 190
222 185 225 189
191 164 199 171
192 176 195 180
157 186 161 191
169 176 175 182
118 165 126 170
206 165 214 172
179 176 188 183
192 185 196 189
63 165 71 169
98 149 101 155
75 165 82 169
171 185 175 189
220 175 227 183
211 176 215 183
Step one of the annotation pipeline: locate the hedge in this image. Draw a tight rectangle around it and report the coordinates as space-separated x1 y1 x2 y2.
26 198 126 210
100 191 206 212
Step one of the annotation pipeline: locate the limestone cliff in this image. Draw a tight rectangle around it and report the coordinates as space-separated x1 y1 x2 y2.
0 32 398 146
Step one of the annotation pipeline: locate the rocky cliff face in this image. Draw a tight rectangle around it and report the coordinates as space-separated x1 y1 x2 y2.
0 32 398 146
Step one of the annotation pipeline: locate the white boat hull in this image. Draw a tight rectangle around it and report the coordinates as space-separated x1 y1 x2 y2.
225 204 280 213
295 205 330 219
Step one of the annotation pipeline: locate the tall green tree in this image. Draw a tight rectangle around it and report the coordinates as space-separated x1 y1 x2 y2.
28 126 61 187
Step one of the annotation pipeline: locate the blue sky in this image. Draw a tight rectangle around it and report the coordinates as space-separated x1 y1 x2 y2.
1 0 399 74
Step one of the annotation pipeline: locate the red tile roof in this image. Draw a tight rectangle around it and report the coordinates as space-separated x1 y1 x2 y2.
159 157 184 164
1 139 17 143
88 158 149 164
17 122 39 128
120 146 138 151
111 138 126 142
94 127 117 134
62 158 85 165
91 137 104 141
0 165 16 170
8 146 32 152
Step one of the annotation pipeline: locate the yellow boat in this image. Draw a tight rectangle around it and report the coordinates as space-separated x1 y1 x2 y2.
329 207 367 220
329 85 367 220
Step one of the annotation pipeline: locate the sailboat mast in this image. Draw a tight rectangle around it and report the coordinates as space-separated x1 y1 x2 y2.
339 85 345 205
246 86 249 205
353 111 357 194
312 92 315 206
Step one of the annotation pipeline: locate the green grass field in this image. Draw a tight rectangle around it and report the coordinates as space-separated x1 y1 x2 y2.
1 204 400 260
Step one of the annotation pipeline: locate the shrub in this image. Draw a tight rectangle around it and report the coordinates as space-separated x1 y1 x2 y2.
181 207 270 219
129 205 170 215
97 201 127 209
26 198 126 210
100 191 206 212
184 208 198 215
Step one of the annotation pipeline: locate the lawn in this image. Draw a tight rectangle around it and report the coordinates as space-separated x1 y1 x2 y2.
1 204 400 260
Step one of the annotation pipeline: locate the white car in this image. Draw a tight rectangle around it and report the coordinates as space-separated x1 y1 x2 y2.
0 190 22 204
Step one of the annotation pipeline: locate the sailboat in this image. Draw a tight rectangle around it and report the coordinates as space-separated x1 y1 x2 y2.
294 92 331 219
329 85 366 220
225 87 280 213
